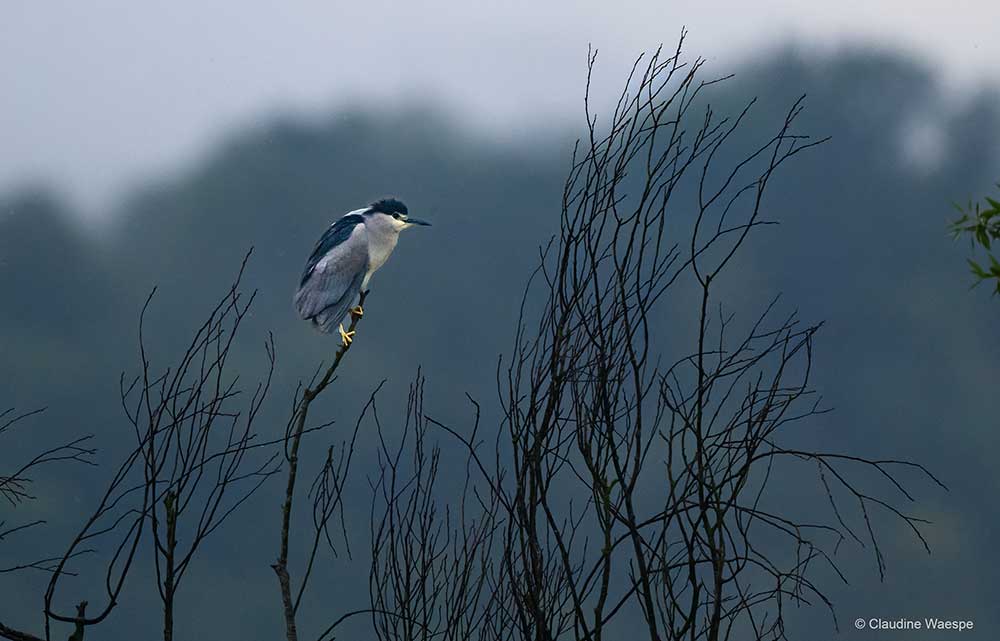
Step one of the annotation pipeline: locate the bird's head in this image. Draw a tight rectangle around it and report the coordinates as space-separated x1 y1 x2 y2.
365 198 431 231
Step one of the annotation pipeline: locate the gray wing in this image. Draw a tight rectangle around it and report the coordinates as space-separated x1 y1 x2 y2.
294 218 369 333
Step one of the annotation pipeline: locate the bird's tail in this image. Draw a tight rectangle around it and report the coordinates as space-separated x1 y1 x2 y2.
310 305 348 334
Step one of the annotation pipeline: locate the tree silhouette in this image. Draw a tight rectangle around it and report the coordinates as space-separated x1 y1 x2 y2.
411 35 943 641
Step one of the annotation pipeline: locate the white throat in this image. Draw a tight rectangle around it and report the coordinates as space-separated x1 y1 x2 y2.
362 215 402 287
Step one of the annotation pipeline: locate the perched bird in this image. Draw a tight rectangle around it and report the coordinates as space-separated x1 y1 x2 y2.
294 198 430 345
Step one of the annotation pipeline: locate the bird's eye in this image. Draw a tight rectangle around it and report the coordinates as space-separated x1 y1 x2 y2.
392 213 401 220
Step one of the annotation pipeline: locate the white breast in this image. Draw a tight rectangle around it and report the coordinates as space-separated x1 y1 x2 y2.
362 216 401 288
367 231 399 274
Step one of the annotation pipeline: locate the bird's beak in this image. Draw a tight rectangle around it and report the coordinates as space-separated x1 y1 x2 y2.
406 217 431 227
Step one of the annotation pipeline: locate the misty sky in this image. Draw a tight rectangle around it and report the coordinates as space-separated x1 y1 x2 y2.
3 1 998 218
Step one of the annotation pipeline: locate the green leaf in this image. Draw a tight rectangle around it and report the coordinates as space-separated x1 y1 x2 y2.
967 258 987 279
950 184 1000 296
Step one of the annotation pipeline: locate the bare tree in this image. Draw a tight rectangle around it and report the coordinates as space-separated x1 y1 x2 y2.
124 253 280 641
425 34 943 641
1 408 97 565
367 373 503 641
272 290 370 641
0 409 96 641
1 251 280 641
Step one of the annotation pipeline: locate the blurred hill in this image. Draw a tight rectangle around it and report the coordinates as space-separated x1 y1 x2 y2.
2 48 998 639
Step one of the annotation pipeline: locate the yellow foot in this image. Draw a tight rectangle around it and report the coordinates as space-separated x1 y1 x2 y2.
338 324 356 346
350 305 364 320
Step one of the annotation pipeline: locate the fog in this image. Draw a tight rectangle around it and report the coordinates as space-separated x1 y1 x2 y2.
3 1 999 215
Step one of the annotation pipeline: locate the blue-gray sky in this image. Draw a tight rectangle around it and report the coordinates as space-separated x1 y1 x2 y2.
3 1 997 217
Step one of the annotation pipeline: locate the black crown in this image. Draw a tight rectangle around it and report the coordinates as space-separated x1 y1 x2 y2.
368 197 408 216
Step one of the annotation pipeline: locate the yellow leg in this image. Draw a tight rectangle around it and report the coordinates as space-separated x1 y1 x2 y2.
338 323 355 346
350 305 364 320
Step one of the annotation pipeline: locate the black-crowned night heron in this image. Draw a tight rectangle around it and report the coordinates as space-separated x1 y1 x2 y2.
294 198 430 345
